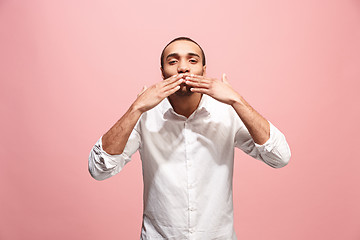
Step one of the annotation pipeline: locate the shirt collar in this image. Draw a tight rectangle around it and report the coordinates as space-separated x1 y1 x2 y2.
160 94 211 119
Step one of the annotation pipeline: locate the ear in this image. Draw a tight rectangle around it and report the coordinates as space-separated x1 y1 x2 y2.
202 65 207 76
160 67 165 79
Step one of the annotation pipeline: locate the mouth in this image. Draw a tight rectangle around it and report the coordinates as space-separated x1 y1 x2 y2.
174 81 193 96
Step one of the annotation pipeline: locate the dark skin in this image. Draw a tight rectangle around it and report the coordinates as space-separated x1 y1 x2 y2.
102 40 270 155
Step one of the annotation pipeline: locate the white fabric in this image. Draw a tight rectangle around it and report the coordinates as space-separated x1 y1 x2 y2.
88 94 291 240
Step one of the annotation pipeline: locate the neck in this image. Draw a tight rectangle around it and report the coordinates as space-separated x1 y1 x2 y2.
167 93 202 118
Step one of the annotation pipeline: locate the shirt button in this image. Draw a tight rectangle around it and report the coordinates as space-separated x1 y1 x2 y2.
188 162 192 167
189 228 195 233
189 207 196 211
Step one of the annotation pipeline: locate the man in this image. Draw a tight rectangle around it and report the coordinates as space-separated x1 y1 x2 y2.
88 37 291 239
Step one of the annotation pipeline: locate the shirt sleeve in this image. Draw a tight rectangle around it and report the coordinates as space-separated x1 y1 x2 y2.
88 123 141 181
234 120 291 168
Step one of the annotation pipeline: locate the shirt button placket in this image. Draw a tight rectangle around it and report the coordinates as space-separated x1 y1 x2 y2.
184 121 190 236
185 120 197 239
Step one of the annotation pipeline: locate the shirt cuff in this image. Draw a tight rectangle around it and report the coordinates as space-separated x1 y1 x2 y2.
98 136 131 168
254 121 277 153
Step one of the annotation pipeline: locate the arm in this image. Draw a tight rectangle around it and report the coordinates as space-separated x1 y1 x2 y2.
89 74 186 180
185 73 291 167
102 74 186 154
186 73 269 144
231 95 270 145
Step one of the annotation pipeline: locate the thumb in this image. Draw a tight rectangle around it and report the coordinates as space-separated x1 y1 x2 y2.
222 73 229 84
138 85 147 96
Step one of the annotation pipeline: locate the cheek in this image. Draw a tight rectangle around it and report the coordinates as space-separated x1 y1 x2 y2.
162 66 177 78
192 65 204 75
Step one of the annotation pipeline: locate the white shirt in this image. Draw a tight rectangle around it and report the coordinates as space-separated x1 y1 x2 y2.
88 94 291 240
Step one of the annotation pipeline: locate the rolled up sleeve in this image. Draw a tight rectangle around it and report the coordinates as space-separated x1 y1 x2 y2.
235 121 291 168
88 127 141 181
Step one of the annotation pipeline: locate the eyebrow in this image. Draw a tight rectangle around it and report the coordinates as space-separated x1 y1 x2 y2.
166 52 201 60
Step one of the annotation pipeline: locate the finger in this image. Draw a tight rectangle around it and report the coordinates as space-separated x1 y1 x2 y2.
163 74 185 86
190 87 210 94
185 80 210 88
186 74 207 80
222 73 229 84
191 73 211 79
137 85 147 97
185 75 211 84
164 78 184 91
164 85 181 96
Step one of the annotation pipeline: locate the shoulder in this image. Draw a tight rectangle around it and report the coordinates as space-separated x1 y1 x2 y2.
204 95 244 130
205 95 237 118
137 99 167 131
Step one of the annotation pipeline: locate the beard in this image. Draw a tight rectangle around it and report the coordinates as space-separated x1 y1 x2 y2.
175 83 193 96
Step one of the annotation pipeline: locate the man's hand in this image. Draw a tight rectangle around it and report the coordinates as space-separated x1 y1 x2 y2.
186 73 271 144
133 74 186 113
185 73 241 106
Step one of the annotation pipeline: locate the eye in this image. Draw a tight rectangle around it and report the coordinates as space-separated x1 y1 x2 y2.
168 60 177 65
189 59 198 63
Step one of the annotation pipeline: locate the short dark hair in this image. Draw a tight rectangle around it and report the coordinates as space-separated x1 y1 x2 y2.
160 37 206 68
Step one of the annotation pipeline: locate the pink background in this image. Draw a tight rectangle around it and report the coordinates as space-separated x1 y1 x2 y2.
1 0 360 239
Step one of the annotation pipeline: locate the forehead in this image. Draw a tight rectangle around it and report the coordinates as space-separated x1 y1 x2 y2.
163 40 202 58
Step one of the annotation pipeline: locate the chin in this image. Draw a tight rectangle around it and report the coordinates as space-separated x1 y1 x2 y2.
175 90 193 97
175 85 193 96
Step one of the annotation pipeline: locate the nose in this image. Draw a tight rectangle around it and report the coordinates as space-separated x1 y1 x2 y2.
177 61 190 74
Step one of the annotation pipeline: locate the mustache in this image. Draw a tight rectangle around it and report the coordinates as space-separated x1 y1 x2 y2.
163 72 204 79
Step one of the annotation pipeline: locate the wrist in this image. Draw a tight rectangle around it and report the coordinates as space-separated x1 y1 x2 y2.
230 93 244 107
129 102 145 115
